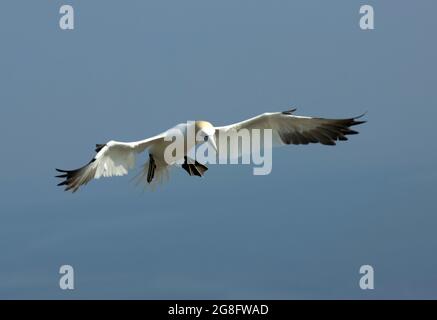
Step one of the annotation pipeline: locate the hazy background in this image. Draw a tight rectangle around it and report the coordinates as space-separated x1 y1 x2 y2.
0 0 436 299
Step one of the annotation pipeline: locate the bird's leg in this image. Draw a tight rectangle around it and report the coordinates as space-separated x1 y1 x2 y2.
181 156 208 177
147 154 157 183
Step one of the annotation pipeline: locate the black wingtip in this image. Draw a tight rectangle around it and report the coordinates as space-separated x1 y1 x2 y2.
356 111 368 118
95 144 106 153
352 120 366 126
353 112 368 122
282 108 297 115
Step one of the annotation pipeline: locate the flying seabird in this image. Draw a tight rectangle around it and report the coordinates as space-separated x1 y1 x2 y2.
56 109 365 192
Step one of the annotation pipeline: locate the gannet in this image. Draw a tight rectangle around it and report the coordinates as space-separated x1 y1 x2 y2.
56 109 365 192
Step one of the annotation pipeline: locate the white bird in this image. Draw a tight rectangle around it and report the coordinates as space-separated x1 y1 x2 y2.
56 108 365 192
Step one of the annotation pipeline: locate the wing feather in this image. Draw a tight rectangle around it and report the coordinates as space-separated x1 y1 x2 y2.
56 134 164 192
215 109 366 147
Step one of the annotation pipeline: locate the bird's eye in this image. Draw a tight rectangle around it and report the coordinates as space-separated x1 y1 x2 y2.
204 135 209 142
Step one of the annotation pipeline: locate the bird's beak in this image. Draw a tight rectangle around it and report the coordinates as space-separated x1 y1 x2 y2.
209 135 218 152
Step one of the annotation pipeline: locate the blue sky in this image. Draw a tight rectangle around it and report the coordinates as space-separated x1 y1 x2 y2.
0 0 436 299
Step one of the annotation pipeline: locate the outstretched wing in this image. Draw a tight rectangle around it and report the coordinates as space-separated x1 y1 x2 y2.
56 134 164 192
215 108 366 146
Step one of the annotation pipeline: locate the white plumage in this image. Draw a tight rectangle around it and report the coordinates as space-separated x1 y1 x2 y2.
56 109 365 192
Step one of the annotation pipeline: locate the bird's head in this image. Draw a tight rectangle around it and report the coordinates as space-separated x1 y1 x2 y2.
195 120 217 151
